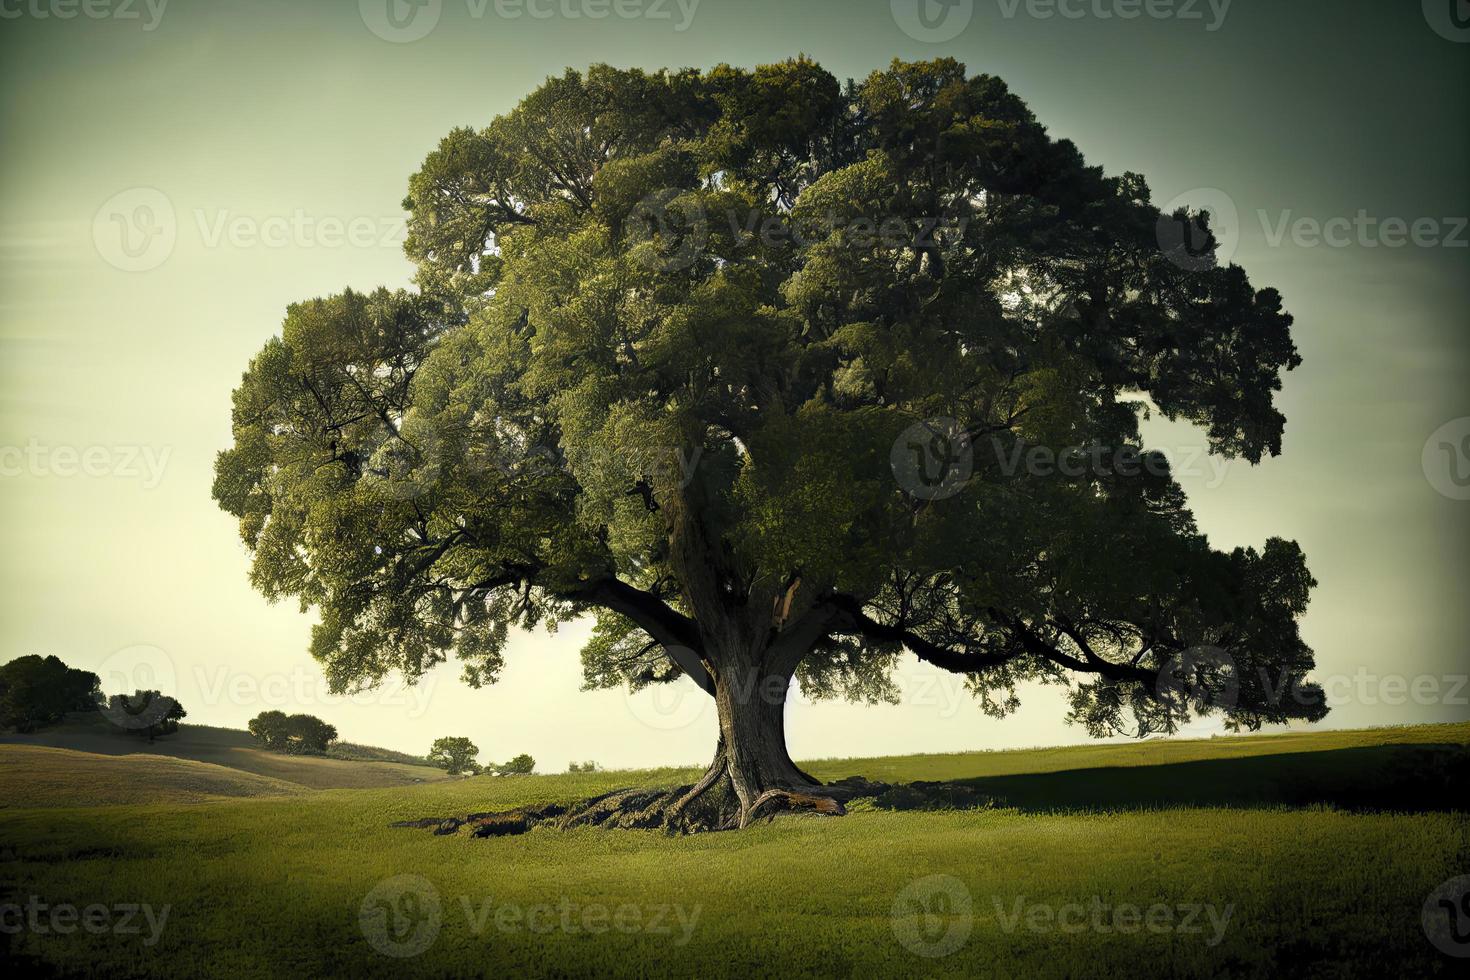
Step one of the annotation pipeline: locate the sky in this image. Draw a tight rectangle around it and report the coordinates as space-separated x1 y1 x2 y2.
1 0 1467 770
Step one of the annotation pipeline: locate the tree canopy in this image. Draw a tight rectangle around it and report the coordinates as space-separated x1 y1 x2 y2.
106 689 186 742
247 710 338 755
215 58 1326 827
495 753 537 777
0 655 103 733
428 735 481 774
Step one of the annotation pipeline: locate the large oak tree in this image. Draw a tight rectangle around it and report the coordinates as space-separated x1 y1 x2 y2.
214 58 1325 829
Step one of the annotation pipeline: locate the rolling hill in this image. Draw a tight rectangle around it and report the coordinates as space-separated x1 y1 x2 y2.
0 718 449 800
0 744 310 807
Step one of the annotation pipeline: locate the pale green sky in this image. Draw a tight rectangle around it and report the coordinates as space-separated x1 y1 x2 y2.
1 1 1466 769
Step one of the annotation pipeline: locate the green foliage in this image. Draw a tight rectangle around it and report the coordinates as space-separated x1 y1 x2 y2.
494 753 536 776
215 58 1325 738
246 710 289 750
0 655 103 733
324 741 432 766
427 736 481 775
567 760 601 773
105 690 186 741
246 711 337 756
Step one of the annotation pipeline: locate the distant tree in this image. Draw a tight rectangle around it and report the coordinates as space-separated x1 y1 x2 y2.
0 655 103 733
247 709 290 750
567 760 601 773
214 58 1327 830
427 736 481 775
284 714 337 755
495 754 536 776
247 710 337 755
106 690 186 742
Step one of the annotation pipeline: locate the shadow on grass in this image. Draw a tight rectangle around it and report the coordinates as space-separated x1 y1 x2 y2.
868 743 1469 814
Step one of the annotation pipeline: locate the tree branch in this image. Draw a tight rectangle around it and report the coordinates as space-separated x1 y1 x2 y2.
990 609 1159 686
819 594 1020 674
578 578 715 696
816 594 1162 688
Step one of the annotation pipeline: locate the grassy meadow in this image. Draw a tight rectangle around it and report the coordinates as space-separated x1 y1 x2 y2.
2 723 1466 977
0 720 449 794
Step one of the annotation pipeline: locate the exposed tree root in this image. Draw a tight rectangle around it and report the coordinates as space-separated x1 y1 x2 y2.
390 754 894 837
742 787 844 827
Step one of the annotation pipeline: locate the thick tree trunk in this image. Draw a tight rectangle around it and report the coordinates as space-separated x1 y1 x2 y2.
713 665 820 818
396 640 863 835
632 656 844 831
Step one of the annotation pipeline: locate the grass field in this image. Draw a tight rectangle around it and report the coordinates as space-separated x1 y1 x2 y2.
3 723 1467 977
0 745 310 808
0 720 449 792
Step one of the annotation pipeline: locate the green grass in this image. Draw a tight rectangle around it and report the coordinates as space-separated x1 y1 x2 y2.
0 722 448 791
0 745 309 808
3 723 1467 978
326 741 434 767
